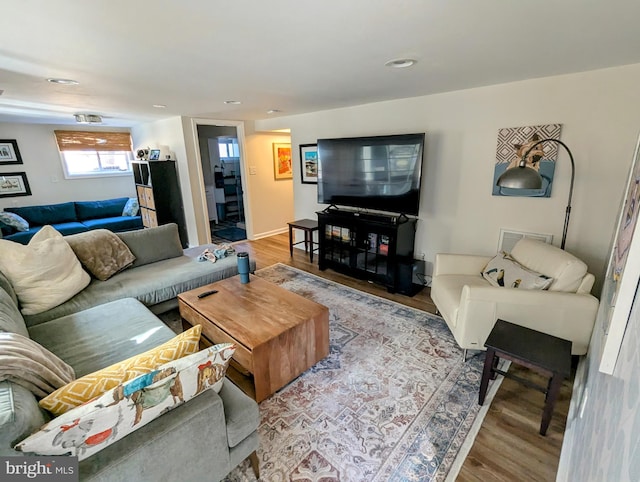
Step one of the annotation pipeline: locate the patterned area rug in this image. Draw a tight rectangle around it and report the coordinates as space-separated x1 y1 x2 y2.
222 264 501 482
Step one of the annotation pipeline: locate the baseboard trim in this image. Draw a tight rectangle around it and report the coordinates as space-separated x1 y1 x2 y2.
251 227 288 240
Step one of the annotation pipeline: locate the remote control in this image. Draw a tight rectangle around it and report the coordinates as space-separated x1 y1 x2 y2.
197 289 218 299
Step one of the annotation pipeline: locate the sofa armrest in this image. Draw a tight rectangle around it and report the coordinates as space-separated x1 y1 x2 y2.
0 382 47 456
434 253 492 277
455 285 599 355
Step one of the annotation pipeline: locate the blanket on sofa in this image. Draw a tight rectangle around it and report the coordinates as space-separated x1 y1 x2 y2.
0 332 75 398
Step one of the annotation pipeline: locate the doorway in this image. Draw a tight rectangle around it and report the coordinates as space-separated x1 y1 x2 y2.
196 124 247 243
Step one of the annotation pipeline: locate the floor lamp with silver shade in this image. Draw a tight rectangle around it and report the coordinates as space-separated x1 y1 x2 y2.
496 138 576 250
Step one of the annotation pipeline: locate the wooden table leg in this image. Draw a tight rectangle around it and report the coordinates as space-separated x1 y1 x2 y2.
304 229 310 254
288 224 294 257
540 373 564 435
479 348 495 405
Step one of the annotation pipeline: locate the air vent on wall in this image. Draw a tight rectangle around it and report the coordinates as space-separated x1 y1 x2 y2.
498 228 553 253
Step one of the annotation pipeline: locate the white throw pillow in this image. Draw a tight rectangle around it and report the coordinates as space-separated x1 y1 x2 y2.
481 251 553 290
15 344 235 460
0 226 90 315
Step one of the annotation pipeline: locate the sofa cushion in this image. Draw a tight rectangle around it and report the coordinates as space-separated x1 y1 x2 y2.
6 202 77 226
82 216 143 232
511 238 588 292
0 382 47 456
122 197 139 216
481 251 553 290
75 198 129 221
0 226 91 315
39 325 202 416
0 332 75 398
16 344 235 461
0 212 28 232
29 298 175 375
23 254 248 327
117 223 183 268
66 229 136 281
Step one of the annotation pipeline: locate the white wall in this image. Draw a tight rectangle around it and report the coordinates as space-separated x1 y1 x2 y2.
256 63 640 287
0 123 135 210
243 131 294 237
130 117 201 246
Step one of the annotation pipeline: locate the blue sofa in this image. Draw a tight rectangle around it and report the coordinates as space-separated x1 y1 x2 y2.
1 197 143 244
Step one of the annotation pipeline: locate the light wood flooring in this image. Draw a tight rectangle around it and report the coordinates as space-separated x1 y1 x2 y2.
233 232 571 482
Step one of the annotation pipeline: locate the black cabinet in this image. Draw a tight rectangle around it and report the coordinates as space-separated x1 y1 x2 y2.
317 209 418 294
132 160 188 247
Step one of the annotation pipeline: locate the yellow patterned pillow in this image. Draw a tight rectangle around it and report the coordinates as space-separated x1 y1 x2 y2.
39 325 202 416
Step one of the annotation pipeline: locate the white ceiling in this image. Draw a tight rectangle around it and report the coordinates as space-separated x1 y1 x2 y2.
2 0 640 127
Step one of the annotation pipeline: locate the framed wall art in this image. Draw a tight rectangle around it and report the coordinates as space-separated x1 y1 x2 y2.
492 124 562 197
299 143 318 184
0 172 32 197
599 132 640 374
0 140 23 165
273 143 292 180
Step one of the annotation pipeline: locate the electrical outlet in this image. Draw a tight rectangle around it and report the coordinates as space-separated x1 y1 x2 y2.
419 252 426 260
249 166 257 175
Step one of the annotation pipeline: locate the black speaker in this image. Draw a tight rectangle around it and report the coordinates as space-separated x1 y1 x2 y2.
396 259 425 296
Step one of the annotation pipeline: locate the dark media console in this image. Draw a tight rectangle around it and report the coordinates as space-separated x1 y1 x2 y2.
317 208 423 296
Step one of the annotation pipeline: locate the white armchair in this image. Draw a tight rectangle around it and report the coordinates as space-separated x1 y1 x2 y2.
430 238 599 358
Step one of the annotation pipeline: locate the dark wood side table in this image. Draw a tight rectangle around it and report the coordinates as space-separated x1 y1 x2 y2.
478 319 572 436
288 219 319 262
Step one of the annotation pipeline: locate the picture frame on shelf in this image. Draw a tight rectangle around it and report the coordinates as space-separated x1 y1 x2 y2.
0 172 32 197
299 144 318 184
273 143 292 180
148 149 161 161
0 140 23 165
599 132 640 374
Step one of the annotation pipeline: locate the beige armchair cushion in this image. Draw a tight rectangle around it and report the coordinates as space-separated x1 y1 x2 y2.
511 238 588 292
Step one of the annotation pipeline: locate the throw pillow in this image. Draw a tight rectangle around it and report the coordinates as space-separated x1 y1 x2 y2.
0 226 91 315
122 197 140 217
0 212 29 232
481 251 553 290
16 343 235 460
0 332 75 398
65 229 136 281
39 325 202 416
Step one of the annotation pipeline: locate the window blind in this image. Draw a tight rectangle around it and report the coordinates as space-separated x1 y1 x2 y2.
54 131 132 152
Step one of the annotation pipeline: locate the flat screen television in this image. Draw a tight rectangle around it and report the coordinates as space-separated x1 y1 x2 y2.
317 133 424 215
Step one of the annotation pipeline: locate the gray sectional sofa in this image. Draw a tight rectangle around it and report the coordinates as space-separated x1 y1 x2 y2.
0 223 260 481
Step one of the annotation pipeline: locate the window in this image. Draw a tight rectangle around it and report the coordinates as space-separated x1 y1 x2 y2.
218 138 239 160
54 130 134 178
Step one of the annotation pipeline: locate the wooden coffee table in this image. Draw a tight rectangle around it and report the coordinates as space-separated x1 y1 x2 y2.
178 274 330 402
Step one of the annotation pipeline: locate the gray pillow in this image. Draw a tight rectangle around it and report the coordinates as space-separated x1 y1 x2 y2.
117 224 183 268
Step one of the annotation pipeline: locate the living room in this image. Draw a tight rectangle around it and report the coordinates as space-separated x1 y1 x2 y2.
2 1 640 481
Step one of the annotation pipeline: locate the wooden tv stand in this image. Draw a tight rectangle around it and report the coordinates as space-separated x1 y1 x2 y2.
316 208 418 294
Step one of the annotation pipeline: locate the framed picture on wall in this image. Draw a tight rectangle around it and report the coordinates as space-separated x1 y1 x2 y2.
0 172 32 197
273 143 292 180
0 140 23 165
599 132 640 374
299 144 318 184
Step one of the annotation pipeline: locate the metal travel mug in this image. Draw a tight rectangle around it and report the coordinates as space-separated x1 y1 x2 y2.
237 252 250 284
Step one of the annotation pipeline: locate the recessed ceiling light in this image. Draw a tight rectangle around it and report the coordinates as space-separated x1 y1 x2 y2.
267 109 281 114
384 58 417 69
47 78 79 85
224 100 242 105
152 104 167 108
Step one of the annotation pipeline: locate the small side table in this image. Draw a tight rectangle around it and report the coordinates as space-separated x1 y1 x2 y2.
288 219 319 262
478 319 572 436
